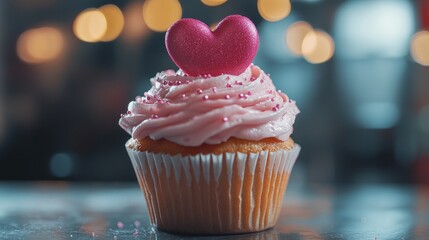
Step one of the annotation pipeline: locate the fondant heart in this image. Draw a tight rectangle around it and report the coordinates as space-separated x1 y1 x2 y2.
165 15 259 76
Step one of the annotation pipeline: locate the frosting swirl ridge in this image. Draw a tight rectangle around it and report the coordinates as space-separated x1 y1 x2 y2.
119 65 299 147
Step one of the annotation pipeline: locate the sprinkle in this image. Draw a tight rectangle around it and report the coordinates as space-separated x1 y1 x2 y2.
168 81 174 86
151 114 159 119
186 80 190 84
134 220 141 228
222 117 228 122
226 83 232 88
247 91 252 95
202 95 209 100
176 81 182 85
272 107 278 112
127 111 132 115
212 87 217 93
146 96 151 100
117 222 124 229
238 93 245 98
226 76 230 80
260 79 264 83
250 76 256 81
276 104 280 108
120 114 125 118
197 89 203 94
271 98 275 101
224 95 230 99
181 94 186 98
162 81 168 85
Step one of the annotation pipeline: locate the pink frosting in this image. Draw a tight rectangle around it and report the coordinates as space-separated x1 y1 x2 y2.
119 65 299 147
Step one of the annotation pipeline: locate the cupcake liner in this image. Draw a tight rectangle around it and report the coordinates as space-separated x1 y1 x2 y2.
126 144 301 235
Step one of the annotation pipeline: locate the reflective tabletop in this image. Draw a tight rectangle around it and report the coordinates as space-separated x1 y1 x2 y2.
0 182 428 240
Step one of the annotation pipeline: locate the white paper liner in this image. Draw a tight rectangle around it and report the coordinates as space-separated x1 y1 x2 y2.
126 144 301 234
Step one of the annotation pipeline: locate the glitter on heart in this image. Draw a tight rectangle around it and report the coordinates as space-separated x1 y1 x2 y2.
165 15 259 77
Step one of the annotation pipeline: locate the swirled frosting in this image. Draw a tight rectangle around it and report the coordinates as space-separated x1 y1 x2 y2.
119 65 299 147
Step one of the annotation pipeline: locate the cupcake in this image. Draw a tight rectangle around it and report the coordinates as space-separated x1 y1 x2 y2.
119 15 300 234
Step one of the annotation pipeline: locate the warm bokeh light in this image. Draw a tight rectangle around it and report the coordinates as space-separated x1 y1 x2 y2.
123 1 149 42
99 4 124 42
201 0 228 7
142 0 182 32
302 30 335 64
411 31 429 66
286 21 313 56
258 0 291 22
210 21 219 31
17 27 64 64
73 9 107 43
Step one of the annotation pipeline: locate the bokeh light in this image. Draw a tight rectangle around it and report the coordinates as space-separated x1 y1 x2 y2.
334 0 414 59
355 102 399 129
258 0 291 22
99 4 124 42
210 21 219 31
123 1 149 42
50 153 73 178
201 0 227 7
73 8 107 43
17 27 64 64
302 31 317 54
302 30 335 64
142 0 182 32
286 21 313 56
256 14 301 62
411 31 429 66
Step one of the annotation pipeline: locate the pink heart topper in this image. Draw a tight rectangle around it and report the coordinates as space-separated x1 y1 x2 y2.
165 15 259 77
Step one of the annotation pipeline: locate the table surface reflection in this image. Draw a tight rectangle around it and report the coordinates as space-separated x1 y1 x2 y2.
0 182 428 240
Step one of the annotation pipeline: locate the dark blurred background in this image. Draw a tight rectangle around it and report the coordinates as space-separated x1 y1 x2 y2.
0 0 428 185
